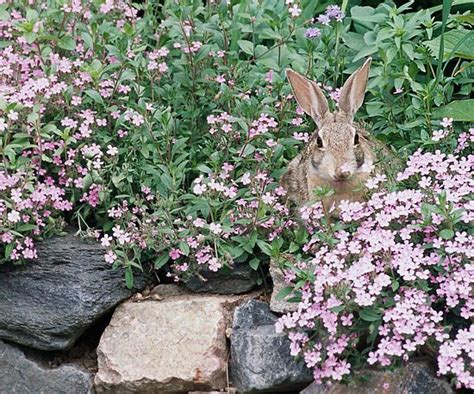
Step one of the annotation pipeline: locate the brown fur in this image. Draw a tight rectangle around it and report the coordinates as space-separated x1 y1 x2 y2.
282 59 377 208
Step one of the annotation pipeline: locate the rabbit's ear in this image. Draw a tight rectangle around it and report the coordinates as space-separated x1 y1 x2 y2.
338 57 372 118
286 69 328 124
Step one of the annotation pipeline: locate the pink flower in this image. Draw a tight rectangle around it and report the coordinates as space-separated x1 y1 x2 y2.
104 251 117 264
169 248 182 260
193 218 206 228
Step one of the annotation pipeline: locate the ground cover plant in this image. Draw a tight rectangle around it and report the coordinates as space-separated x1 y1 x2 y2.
0 0 473 390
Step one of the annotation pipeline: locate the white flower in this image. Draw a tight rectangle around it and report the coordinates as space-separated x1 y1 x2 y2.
193 183 207 195
440 117 453 128
209 222 222 235
288 4 301 17
101 234 113 247
0 118 7 132
7 210 21 223
106 145 118 156
241 172 251 185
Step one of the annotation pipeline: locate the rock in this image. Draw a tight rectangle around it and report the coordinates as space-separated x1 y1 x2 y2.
0 340 93 394
185 261 261 294
0 234 149 351
230 299 312 393
300 361 453 394
269 262 298 314
95 285 252 393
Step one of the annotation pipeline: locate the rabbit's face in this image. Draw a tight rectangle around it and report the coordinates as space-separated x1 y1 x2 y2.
310 112 371 183
285 58 374 203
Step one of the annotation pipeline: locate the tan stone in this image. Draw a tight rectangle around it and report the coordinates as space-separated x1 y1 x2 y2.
269 262 298 314
95 285 257 393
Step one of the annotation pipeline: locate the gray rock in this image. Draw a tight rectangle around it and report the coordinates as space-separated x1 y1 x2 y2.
0 340 93 394
230 300 312 393
300 361 453 394
0 234 149 351
185 261 261 294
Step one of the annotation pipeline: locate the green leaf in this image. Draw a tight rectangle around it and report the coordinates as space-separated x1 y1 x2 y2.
178 241 190 256
5 243 15 259
256 239 272 256
26 9 38 21
237 40 254 55
58 35 76 51
81 32 94 50
350 6 388 25
353 45 379 62
425 29 474 60
275 286 293 301
433 99 474 121
249 257 260 271
125 267 134 289
439 228 455 240
391 280 400 292
330 304 345 313
154 254 169 270
27 112 39 123
429 0 474 13
16 224 37 232
196 164 213 174
359 308 382 322
85 89 104 105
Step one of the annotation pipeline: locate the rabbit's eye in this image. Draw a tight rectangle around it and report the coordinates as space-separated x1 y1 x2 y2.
316 136 323 148
354 134 360 145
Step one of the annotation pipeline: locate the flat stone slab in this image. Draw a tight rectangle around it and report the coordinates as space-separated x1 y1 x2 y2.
95 285 252 393
300 361 453 394
230 299 312 392
0 340 93 394
0 234 148 351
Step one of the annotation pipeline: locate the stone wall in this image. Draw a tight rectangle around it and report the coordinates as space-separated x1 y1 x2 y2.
0 236 455 394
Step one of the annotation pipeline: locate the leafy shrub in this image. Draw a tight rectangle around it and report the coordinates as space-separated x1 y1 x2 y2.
0 0 473 389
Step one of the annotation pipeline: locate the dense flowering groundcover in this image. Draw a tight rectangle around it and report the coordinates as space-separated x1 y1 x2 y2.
0 0 473 390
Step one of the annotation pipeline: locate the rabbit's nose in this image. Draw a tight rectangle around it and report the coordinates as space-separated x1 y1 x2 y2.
334 170 351 181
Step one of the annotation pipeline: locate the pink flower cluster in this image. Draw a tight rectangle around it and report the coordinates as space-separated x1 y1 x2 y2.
437 325 474 389
0 170 72 261
248 113 278 139
277 144 474 389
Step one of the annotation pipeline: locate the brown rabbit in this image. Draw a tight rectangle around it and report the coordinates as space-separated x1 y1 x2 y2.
281 58 376 208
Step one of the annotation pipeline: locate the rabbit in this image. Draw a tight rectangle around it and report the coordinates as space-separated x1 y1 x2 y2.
281 58 377 209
